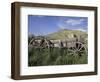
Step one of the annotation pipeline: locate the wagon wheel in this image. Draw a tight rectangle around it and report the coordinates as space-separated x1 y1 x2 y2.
68 42 87 56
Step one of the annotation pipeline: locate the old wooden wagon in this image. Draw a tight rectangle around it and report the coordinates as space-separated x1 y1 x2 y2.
28 35 87 56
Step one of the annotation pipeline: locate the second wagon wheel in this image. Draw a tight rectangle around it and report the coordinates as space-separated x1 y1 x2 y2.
68 42 87 56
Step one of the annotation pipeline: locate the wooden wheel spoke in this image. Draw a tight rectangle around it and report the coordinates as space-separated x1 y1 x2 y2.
78 44 81 50
78 45 83 51
72 47 76 51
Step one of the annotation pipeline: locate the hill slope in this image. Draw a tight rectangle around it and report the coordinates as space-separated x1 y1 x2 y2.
46 29 87 40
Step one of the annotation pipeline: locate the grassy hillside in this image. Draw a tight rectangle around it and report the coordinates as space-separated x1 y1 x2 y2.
46 29 87 40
